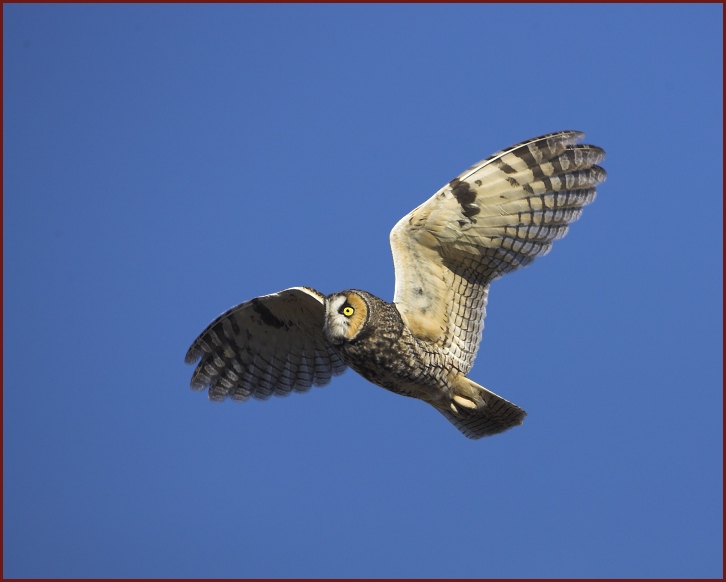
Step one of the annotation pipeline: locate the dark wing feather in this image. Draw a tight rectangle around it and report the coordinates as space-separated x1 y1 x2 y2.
185 287 346 401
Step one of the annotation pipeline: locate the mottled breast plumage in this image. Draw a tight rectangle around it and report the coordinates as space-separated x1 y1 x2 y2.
325 291 420 391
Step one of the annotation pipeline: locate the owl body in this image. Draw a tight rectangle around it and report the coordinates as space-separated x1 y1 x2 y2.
323 290 454 406
186 131 607 438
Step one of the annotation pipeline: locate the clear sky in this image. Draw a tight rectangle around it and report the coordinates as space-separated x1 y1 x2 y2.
3 4 722 578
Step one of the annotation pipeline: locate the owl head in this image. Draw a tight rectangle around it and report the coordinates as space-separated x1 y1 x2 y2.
323 290 371 345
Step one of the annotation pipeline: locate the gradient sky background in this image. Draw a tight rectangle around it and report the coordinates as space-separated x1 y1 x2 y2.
3 4 722 578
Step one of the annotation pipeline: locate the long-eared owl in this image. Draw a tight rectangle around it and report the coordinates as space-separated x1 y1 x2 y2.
185 131 606 438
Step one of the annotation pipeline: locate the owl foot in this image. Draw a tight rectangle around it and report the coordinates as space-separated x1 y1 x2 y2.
453 395 477 410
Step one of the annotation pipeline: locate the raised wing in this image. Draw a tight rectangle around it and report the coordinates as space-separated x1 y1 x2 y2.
390 131 606 373
185 287 347 401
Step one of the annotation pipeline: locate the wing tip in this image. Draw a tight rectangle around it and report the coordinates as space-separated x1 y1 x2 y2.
528 129 585 144
184 346 201 365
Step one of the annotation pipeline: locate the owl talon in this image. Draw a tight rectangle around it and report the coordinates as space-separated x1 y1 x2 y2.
453 395 477 410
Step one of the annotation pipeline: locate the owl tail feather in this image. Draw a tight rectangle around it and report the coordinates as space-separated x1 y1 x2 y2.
437 376 527 439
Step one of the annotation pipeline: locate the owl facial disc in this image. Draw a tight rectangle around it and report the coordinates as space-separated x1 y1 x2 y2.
323 292 368 345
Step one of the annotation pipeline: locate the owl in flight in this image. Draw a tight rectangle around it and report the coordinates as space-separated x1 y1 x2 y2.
185 131 606 439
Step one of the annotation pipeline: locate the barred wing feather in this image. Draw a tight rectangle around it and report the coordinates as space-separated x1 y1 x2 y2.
185 287 347 401
390 130 606 374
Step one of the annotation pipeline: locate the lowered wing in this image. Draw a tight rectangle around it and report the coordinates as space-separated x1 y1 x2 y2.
185 287 347 401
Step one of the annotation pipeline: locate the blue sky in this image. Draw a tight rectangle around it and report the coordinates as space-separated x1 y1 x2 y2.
3 3 722 578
